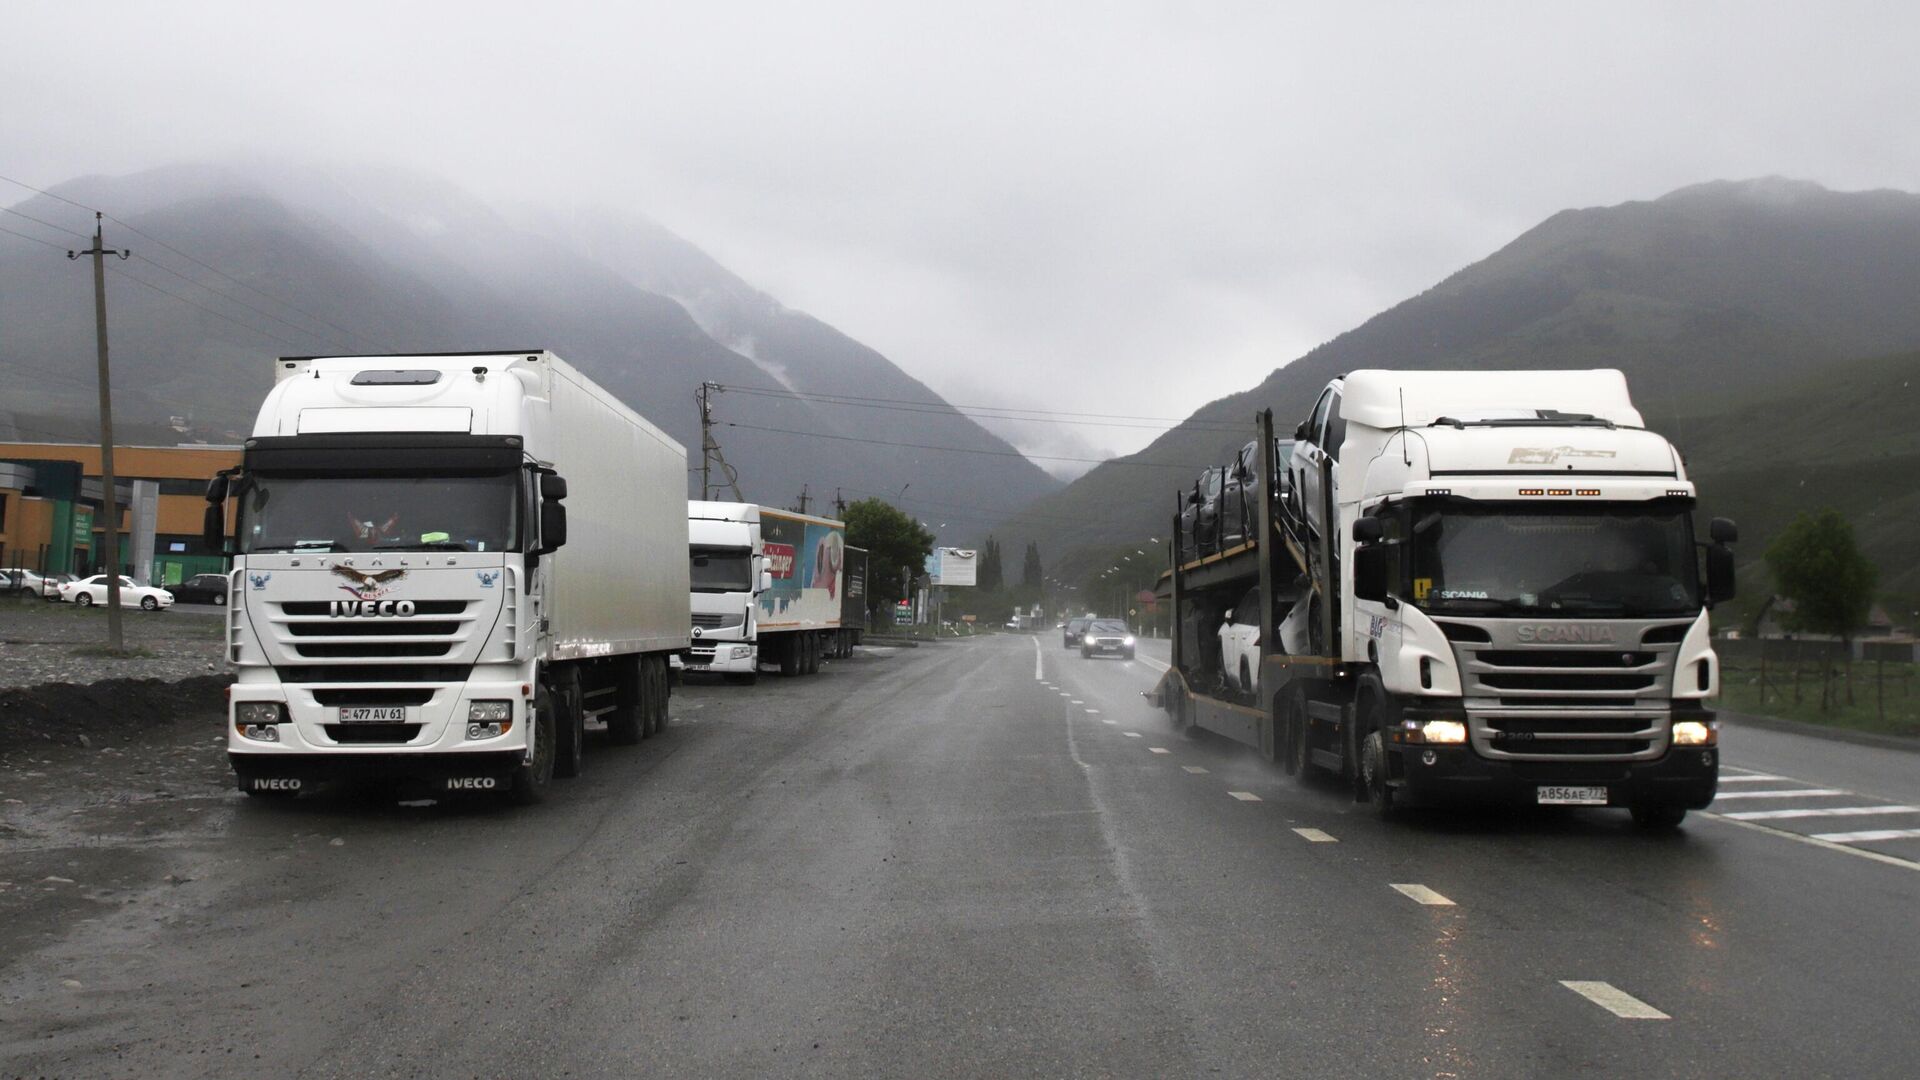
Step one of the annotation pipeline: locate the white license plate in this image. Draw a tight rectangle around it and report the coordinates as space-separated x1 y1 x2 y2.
338 706 407 723
1537 785 1609 806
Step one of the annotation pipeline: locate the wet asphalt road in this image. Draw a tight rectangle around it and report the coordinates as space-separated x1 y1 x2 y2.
4 633 1918 1078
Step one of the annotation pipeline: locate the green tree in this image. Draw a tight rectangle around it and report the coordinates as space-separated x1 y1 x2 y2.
844 498 936 622
1021 541 1043 589
1766 508 1878 708
978 536 1003 592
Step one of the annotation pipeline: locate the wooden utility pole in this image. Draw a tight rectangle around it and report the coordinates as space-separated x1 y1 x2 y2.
794 485 811 515
69 213 129 651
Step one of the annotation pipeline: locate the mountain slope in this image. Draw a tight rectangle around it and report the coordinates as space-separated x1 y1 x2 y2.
0 164 1058 527
1002 178 1920 575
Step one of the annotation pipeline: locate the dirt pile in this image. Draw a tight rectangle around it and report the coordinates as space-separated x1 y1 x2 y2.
0 675 228 756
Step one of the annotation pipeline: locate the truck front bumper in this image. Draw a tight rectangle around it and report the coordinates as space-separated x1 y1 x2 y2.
230 751 525 795
1396 744 1719 809
673 642 756 673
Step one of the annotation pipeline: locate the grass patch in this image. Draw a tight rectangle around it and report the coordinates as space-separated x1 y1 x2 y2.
1719 660 1920 737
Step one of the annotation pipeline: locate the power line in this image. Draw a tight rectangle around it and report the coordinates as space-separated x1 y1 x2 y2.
2 172 387 353
0 204 89 241
0 223 69 251
127 252 353 353
106 263 307 349
723 420 1203 469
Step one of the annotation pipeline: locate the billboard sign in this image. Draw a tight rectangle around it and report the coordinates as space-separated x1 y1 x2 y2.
929 547 978 587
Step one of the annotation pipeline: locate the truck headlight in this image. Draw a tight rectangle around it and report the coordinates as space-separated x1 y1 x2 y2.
731 646 753 659
467 700 513 740
1418 719 1467 745
238 702 283 726
1671 720 1715 746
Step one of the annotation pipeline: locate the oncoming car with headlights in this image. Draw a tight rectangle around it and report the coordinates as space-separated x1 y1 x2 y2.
1079 619 1136 660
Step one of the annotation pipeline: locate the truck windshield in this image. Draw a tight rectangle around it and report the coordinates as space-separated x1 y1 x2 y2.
1407 503 1700 617
236 473 520 554
691 545 754 593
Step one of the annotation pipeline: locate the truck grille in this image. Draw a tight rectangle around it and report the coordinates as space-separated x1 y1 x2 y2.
322 723 424 744
692 612 740 630
266 599 478 663
312 688 436 707
1439 618 1690 762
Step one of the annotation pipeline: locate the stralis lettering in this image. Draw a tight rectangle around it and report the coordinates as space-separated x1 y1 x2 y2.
1517 624 1616 644
329 599 418 618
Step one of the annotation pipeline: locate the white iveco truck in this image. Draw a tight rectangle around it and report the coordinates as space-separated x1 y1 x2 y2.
680 501 851 682
206 351 691 803
1154 370 1737 828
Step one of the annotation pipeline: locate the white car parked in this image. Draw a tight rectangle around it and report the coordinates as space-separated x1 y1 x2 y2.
1219 586 1262 694
58 574 175 611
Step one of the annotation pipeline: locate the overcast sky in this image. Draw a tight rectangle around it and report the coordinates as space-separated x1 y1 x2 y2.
8 2 1920 472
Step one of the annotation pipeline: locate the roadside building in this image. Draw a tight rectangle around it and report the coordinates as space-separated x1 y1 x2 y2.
0 442 239 584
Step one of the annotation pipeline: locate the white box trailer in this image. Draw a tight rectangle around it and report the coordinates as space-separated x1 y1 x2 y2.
682 502 849 681
212 350 691 804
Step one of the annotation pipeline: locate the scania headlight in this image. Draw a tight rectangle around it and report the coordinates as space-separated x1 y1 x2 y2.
1671 720 1715 746
1419 719 1467 745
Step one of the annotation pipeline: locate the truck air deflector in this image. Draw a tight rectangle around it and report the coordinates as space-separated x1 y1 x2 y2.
243 434 526 475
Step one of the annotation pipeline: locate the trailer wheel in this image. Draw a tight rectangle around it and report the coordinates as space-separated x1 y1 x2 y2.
804 633 821 674
1630 803 1687 830
605 656 643 745
779 636 801 677
553 668 585 779
507 686 556 805
646 655 671 736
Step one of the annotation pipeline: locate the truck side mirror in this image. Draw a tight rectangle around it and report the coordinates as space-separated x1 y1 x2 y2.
542 474 569 501
1353 545 1389 602
1705 545 1735 604
202 504 226 552
760 568 774 593
205 474 229 503
1351 516 1384 543
539 501 568 553
1294 421 1308 441
1710 517 1738 544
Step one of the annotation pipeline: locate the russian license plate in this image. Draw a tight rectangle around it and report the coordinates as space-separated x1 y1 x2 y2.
1537 785 1609 806
338 706 407 723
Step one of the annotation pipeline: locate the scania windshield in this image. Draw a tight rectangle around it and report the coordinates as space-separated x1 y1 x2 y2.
236 472 521 554
1406 501 1700 617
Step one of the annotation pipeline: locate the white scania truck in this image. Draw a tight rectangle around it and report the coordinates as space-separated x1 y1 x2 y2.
679 501 852 682
1153 369 1737 828
206 351 691 803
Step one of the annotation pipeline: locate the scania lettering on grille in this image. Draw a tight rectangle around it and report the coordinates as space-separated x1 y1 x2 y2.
328 599 418 617
1516 624 1615 644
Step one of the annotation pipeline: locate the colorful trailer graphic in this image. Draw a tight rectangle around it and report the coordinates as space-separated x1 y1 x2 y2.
758 510 846 625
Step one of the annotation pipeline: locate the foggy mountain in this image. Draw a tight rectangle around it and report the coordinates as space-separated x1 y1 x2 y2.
0 162 1060 531
1000 178 1920 586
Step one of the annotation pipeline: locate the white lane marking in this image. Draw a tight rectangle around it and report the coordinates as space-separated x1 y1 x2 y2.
1292 828 1338 843
1720 764 1773 774
1136 655 1170 673
1182 766 1209 774
1228 790 1261 801
1122 732 1143 738
1560 981 1669 1020
1389 883 1455 906
1085 708 1101 714
1033 636 1044 680
1716 773 1787 783
1811 827 1920 844
1723 805 1920 822
1101 719 1117 725
1148 747 1171 755
1071 699 1084 704
1708 788 1850 801
1700 813 1920 873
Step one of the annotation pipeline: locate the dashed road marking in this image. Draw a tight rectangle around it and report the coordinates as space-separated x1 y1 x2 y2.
1709 788 1849 801
1071 699 1084 704
1228 790 1261 802
1292 828 1337 843
1560 981 1669 1020
1148 747 1171 755
1389 884 1454 906
1811 827 1920 843
1101 719 1116 725
1122 732 1142 738
1033 636 1044 680
1717 773 1787 783
1723 805 1920 822
1085 708 1101 715
1182 766 1209 774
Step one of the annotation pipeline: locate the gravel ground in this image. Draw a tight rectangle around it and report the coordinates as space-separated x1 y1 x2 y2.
0 597 227 688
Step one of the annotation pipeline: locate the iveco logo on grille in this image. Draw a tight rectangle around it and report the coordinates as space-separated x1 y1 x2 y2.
328 600 418 617
1516 624 1615 644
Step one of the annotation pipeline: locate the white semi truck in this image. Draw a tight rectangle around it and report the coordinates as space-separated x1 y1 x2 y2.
1153 369 1737 827
206 351 692 803
680 501 853 682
